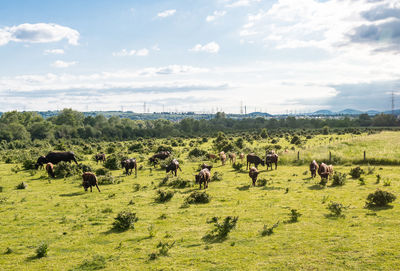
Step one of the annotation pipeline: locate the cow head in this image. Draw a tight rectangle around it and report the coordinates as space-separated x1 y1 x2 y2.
35 156 47 169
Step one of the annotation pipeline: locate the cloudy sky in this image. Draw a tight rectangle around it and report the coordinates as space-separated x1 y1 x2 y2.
0 0 399 113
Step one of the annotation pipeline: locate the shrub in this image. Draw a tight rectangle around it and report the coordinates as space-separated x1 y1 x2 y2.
167 177 192 189
104 155 120 170
78 255 106 270
79 164 92 173
112 211 138 231
365 189 396 208
349 167 364 179
22 159 36 170
202 216 239 242
95 168 109 176
287 209 301 223
327 202 347 217
232 162 244 171
359 177 366 185
156 145 173 153
97 173 115 185
290 135 301 145
211 171 223 182
376 174 381 184
261 221 279 236
155 190 174 203
16 182 27 190
188 148 207 158
383 179 391 186
129 143 144 152
4 247 12 254
331 172 347 186
54 161 79 178
185 191 211 204
256 178 268 187
367 165 375 175
35 242 48 258
157 241 175 256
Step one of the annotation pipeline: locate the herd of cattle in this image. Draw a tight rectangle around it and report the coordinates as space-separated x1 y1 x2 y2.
33 150 334 192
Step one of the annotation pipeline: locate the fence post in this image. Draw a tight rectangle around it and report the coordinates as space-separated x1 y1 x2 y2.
297 151 300 161
364 151 366 161
329 151 331 162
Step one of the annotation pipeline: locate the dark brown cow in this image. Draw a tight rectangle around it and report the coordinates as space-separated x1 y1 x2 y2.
266 153 278 170
249 167 259 186
220 152 227 166
228 153 236 164
149 151 171 168
121 158 137 176
309 160 319 178
195 168 211 189
95 153 106 164
318 163 334 182
166 159 182 176
246 153 265 169
45 162 55 178
82 172 100 192
35 151 78 169
201 163 213 172
207 153 217 160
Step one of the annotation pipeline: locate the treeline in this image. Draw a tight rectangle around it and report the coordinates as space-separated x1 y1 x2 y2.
0 109 398 142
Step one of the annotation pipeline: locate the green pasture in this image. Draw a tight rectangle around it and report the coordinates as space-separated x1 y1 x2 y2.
0 131 400 270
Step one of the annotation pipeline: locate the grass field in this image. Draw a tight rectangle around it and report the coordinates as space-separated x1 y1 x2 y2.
0 131 399 270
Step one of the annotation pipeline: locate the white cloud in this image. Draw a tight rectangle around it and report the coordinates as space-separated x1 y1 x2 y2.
157 9 176 18
152 44 160 51
44 49 65 55
51 60 77 68
226 0 260 8
112 48 149 57
0 23 79 46
206 10 227 22
190 42 220 53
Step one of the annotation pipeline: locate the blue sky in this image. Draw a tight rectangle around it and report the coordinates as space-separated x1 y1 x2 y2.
0 0 399 113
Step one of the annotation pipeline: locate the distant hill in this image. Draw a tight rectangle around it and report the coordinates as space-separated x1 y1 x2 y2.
311 110 334 115
247 112 273 117
338 109 363 115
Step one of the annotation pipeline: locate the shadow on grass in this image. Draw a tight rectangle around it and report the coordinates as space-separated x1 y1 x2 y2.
202 235 227 244
308 184 325 190
126 235 153 243
365 205 394 211
59 191 85 197
236 185 250 191
262 186 283 191
102 227 132 235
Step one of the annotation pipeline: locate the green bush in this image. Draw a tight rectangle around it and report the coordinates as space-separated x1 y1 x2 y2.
156 145 173 153
35 242 48 258
112 211 138 231
349 167 364 179
261 221 279 236
129 143 144 152
188 148 207 158
77 255 106 270
22 159 36 170
211 171 223 182
327 202 347 217
95 167 110 176
232 162 244 171
287 209 301 223
331 172 347 186
202 216 239 242
54 161 79 178
104 155 120 170
256 178 268 187
185 191 211 204
16 182 27 190
155 189 174 203
365 189 396 208
97 173 115 185
167 177 192 189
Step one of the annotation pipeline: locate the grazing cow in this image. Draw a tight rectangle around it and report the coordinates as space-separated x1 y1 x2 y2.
149 151 171 168
45 163 55 178
249 167 259 186
95 153 106 164
220 152 227 166
121 158 137 176
266 152 279 170
195 168 211 189
309 160 319 178
318 163 334 181
166 159 182 176
35 151 78 169
246 154 265 169
239 153 245 162
201 163 213 172
207 153 217 161
228 153 236 164
82 172 100 192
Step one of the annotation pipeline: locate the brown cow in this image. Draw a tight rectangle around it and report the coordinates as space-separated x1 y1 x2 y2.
149 151 171 168
239 153 245 162
246 153 265 169
195 168 211 189
166 159 182 176
220 152 227 166
201 163 213 172
266 152 278 170
95 153 106 164
249 167 259 186
82 172 100 192
207 153 217 160
309 160 319 178
318 163 333 183
45 162 55 178
228 153 236 164
121 158 137 176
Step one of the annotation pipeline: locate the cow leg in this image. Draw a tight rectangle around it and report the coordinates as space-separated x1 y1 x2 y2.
96 184 101 192
90 186 93 192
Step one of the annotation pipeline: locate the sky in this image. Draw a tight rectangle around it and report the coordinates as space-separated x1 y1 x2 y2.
0 0 399 114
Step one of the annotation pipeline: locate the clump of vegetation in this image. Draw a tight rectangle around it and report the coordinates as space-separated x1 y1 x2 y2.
4 247 13 254
260 221 279 236
256 178 268 187
349 167 364 179
104 155 120 170
202 216 239 242
95 168 109 176
326 202 347 218
286 209 302 223
129 143 144 152
331 172 347 186
232 162 244 171
367 165 375 175
79 164 92 173
97 173 115 185
185 191 211 204
359 177 366 185
54 161 79 178
77 255 106 270
101 207 113 213
22 159 36 170
188 148 207 158
290 135 302 145
211 171 223 182
365 189 396 208
155 189 174 203
383 179 391 186
112 211 138 231
35 242 48 258
167 177 192 189
376 174 381 184
319 178 328 186
149 241 175 260
16 181 27 190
